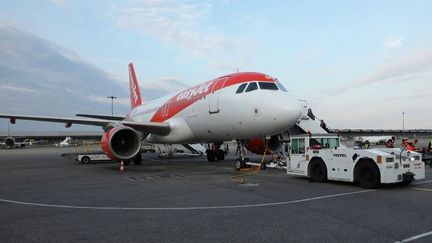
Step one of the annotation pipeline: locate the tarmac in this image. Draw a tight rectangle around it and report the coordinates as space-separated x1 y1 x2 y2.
0 146 431 243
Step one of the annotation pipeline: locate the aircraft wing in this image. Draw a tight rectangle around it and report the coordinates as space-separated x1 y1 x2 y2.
76 113 125 121
0 114 171 136
121 120 170 135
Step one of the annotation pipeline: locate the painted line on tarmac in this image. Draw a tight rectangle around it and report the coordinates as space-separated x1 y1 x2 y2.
395 230 432 243
411 180 432 185
0 189 375 211
409 187 432 192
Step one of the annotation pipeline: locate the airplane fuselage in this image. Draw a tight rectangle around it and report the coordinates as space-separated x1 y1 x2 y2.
127 72 302 144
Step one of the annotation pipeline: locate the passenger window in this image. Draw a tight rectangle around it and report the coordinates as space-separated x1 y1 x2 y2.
259 82 278 90
245 82 258 92
236 83 247 93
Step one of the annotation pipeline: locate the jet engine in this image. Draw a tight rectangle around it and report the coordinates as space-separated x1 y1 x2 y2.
246 135 281 155
100 126 142 160
5 137 15 148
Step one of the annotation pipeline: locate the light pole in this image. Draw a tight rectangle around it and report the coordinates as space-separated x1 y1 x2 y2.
402 112 405 133
107 96 117 116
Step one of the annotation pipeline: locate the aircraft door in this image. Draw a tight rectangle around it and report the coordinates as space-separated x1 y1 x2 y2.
208 77 228 114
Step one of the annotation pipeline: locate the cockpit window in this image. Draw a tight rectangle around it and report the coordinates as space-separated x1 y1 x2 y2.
245 82 258 92
259 82 279 90
236 83 247 93
275 81 288 92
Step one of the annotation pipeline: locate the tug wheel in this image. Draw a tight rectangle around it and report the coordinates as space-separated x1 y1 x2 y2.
309 159 327 182
81 156 90 164
355 160 380 189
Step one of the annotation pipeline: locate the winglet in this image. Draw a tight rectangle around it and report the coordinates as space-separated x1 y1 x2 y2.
128 63 143 109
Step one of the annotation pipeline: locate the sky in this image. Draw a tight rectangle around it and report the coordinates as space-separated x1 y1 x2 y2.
0 0 431 133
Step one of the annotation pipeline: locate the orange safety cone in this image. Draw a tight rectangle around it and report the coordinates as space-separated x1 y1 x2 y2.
120 160 126 172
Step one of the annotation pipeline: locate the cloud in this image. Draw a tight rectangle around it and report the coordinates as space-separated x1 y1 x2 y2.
48 0 66 7
295 49 324 62
384 36 403 49
0 25 133 130
328 46 432 95
144 77 189 93
0 85 36 93
381 35 404 59
113 0 234 57
87 95 130 106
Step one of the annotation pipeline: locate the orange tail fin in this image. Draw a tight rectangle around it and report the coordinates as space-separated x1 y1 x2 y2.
128 63 143 109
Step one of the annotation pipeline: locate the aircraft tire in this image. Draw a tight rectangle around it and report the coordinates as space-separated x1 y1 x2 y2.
235 159 245 171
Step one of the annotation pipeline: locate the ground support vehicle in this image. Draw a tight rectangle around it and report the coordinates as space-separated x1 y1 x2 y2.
141 143 156 153
422 151 432 166
76 153 111 164
286 134 425 188
244 152 287 170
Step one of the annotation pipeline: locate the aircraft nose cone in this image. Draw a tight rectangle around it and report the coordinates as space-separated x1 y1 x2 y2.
282 98 302 126
271 94 303 132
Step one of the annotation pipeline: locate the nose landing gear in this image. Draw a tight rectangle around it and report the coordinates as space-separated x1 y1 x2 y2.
234 140 249 171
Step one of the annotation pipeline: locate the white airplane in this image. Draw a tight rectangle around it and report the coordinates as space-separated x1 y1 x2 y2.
354 136 393 145
55 137 74 147
0 137 47 149
0 123 40 149
0 63 302 167
0 136 23 149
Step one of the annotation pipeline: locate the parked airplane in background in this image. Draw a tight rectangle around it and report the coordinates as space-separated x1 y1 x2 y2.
0 63 302 167
0 137 46 149
0 123 46 149
0 136 24 149
55 137 74 147
354 136 393 145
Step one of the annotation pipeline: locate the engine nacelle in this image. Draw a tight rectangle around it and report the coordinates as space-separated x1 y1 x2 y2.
101 126 141 160
5 137 15 148
246 135 281 155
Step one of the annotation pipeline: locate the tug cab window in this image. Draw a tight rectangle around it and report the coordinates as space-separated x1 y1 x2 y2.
291 138 305 154
236 83 247 93
245 82 258 92
309 137 340 149
259 82 278 90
